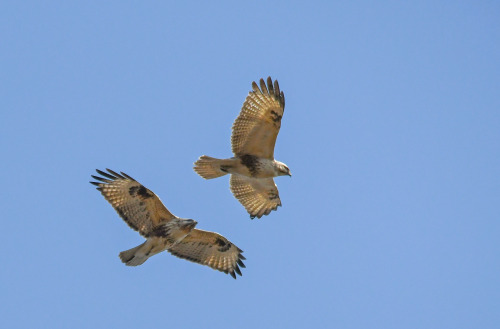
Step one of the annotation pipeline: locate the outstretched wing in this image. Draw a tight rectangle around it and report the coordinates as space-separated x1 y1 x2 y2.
230 175 281 219
168 229 246 279
90 169 176 237
231 77 285 159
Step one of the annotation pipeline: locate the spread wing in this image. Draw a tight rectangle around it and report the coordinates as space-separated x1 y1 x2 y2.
168 229 246 279
230 175 281 219
231 77 285 159
90 169 176 237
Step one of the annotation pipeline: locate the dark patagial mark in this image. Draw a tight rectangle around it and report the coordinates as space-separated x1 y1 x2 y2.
137 186 153 198
149 224 171 237
215 237 232 252
240 154 259 176
129 186 139 196
129 185 153 198
215 237 226 246
270 110 282 123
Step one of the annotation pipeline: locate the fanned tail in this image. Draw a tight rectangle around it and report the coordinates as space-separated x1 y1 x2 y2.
193 155 230 179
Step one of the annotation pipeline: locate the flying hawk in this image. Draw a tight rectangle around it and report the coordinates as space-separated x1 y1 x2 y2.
194 77 291 219
90 169 245 279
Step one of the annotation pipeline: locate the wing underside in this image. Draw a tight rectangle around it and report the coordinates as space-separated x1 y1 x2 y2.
90 169 176 237
230 174 282 218
231 77 285 159
168 229 246 279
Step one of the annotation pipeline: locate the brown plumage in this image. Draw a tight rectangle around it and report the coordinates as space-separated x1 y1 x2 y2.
90 169 245 278
231 77 285 159
194 77 291 218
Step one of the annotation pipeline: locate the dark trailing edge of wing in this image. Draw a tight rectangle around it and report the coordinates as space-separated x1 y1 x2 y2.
168 247 246 280
249 201 282 219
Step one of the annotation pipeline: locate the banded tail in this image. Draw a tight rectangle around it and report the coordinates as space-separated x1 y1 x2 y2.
193 155 232 179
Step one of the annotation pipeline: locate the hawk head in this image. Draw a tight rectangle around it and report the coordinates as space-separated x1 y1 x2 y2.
155 218 198 244
275 161 292 177
179 219 198 233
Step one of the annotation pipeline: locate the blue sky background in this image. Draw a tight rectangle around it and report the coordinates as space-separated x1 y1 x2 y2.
1 1 499 328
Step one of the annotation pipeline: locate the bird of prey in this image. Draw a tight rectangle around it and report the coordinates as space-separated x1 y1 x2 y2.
194 77 291 219
90 169 245 279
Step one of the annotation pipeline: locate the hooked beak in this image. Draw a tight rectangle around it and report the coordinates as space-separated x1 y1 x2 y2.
288 172 292 177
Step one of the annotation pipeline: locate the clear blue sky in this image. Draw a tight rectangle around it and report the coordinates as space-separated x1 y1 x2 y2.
1 1 499 328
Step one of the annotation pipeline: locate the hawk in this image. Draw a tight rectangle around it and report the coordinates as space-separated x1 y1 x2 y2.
194 77 291 219
90 169 245 279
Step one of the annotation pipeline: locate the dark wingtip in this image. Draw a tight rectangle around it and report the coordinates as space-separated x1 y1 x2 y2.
105 168 125 179
234 266 242 276
274 80 282 102
91 175 112 183
259 78 268 95
230 271 236 279
267 76 273 93
266 76 274 95
120 171 135 181
95 169 116 180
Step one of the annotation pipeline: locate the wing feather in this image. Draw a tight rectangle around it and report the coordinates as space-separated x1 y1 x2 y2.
230 175 281 219
90 169 176 237
231 77 285 159
168 229 245 279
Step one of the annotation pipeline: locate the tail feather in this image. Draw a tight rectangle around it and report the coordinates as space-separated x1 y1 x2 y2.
119 242 149 266
193 155 230 179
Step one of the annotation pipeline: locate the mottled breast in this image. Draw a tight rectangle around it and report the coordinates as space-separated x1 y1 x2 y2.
239 155 278 178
